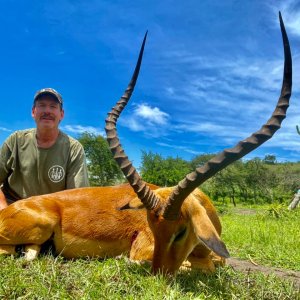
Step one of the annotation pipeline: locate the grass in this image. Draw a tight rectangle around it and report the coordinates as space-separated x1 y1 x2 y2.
0 255 298 299
220 204 300 271
0 204 299 299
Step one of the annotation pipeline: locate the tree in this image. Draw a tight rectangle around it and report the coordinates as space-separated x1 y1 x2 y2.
263 154 277 165
140 151 191 186
77 132 124 186
140 150 299 205
204 161 243 206
190 154 215 169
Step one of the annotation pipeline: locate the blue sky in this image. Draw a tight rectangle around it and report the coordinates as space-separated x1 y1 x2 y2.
0 1 300 168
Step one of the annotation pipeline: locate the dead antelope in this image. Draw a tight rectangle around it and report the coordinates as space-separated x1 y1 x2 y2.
0 13 292 274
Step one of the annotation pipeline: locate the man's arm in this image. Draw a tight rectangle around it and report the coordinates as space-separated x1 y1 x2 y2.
0 189 8 210
66 142 90 189
0 134 14 209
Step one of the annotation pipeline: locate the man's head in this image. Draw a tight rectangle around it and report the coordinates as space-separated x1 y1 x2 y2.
33 88 63 109
32 88 64 130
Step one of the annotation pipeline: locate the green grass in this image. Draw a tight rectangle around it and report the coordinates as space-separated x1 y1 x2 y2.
220 204 300 271
0 204 299 299
0 255 298 299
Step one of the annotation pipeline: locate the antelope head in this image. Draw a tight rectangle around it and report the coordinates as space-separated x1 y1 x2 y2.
105 12 292 274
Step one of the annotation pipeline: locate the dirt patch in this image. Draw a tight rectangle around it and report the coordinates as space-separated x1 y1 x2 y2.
227 257 300 288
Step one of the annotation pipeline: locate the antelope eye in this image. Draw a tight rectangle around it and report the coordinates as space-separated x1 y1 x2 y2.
174 227 187 242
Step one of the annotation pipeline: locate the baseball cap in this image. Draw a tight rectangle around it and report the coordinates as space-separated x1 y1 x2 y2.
33 88 63 107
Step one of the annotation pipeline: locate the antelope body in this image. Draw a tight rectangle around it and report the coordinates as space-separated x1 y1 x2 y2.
0 184 225 273
0 13 292 274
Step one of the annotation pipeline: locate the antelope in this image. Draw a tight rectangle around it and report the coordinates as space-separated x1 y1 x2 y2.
0 13 292 274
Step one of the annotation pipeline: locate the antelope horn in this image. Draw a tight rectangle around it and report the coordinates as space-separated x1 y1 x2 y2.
105 32 161 211
163 12 292 220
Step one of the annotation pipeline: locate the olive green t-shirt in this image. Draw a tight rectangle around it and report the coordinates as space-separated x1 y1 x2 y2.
0 129 89 202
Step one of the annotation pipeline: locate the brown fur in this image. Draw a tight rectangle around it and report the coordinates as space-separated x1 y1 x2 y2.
0 183 226 273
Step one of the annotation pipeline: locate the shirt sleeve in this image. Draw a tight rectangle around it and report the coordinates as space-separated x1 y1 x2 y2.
66 141 90 189
0 135 14 185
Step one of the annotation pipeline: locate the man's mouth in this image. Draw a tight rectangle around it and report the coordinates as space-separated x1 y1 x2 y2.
41 115 54 121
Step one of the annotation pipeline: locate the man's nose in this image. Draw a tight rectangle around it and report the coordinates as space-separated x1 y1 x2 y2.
42 105 52 113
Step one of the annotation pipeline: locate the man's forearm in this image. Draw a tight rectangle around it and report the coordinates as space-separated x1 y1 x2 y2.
0 189 8 210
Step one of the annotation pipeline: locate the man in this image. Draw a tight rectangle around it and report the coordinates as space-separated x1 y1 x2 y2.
0 88 89 209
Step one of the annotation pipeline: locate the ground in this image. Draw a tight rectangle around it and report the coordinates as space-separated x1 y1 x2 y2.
227 257 300 288
225 207 300 288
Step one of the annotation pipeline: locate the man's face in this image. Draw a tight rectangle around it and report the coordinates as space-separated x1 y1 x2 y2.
32 95 64 130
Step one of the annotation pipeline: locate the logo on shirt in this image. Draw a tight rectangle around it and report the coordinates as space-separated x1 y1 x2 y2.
48 165 65 183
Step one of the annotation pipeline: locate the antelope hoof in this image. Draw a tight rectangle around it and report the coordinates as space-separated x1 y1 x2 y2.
211 254 226 267
24 245 41 261
181 257 216 273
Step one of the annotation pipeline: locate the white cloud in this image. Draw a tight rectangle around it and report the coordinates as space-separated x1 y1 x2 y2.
273 0 300 36
286 17 300 36
165 87 175 96
134 104 169 125
61 125 104 136
0 127 12 132
150 35 297 143
120 104 170 137
154 49 289 130
124 118 145 132
173 121 246 148
156 142 201 155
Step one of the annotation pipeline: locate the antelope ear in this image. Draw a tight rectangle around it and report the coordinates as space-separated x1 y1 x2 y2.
191 204 230 258
119 198 145 210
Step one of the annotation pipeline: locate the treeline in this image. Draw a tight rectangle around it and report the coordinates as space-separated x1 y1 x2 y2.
140 152 299 205
78 133 299 205
201 158 299 205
